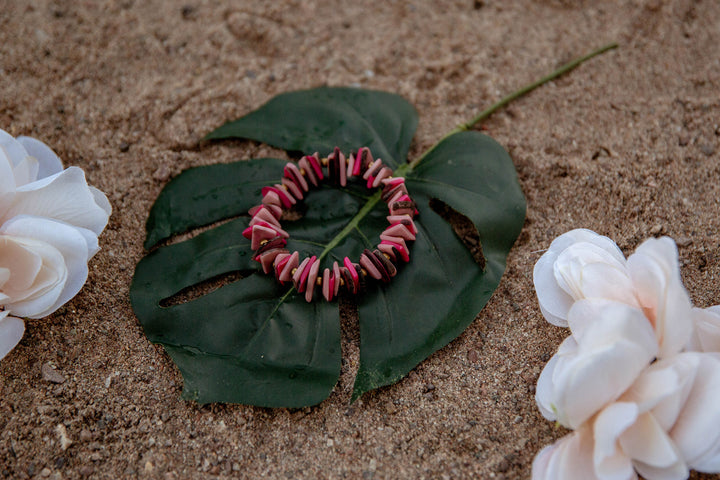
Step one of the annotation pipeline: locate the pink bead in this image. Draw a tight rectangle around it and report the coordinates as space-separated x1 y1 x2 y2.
307 153 324 181
305 258 320 302
273 252 290 272
284 163 309 192
346 154 355 178
373 167 392 188
381 177 405 188
383 223 416 241
322 268 332 302
298 157 318 187
281 178 303 201
262 190 282 208
250 224 285 250
363 159 383 180
251 203 282 219
278 251 300 283
354 147 371 177
377 242 397 261
259 248 287 274
275 184 298 205
243 221 288 241
386 215 417 235
389 200 415 217
339 152 347 187
293 256 312 292
359 252 382 280
343 257 359 294
387 189 406 204
262 186 295 209
250 207 282 228
379 237 410 262
332 261 341 296
380 233 408 253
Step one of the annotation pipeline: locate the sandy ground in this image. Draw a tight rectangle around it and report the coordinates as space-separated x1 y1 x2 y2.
1 0 719 478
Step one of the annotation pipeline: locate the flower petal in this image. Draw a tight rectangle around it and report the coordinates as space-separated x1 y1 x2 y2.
636 355 698 431
687 306 720 353
0 233 44 295
0 129 30 168
534 252 574 327
0 145 17 198
593 402 638 480
668 352 720 473
533 427 600 480
620 412 687 479
0 232 66 318
535 339 568 421
571 261 637 308
548 229 626 264
16 135 64 179
0 267 10 302
543 300 657 429
5 167 110 235
534 229 628 327
1 216 90 318
554 243 630 302
627 237 692 357
11 155 39 187
89 186 112 217
0 311 25 360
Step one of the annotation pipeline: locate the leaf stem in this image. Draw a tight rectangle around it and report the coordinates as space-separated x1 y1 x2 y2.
317 190 383 262
403 42 618 173
320 42 618 264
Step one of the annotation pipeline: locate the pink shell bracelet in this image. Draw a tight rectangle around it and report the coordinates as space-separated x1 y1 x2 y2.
243 147 418 302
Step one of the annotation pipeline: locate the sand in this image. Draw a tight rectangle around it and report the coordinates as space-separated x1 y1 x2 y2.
1 0 719 478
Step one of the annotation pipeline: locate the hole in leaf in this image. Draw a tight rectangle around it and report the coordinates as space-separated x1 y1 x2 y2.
159 270 255 307
428 198 486 270
150 215 242 251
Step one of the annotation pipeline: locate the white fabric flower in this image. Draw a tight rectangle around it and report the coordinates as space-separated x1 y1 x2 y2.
626 237 694 357
534 229 693 358
533 228 629 327
0 129 111 360
687 306 720 353
0 310 24 360
535 299 658 429
533 353 720 480
532 425 599 480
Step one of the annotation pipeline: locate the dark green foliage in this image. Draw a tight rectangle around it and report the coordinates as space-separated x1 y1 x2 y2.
131 87 525 406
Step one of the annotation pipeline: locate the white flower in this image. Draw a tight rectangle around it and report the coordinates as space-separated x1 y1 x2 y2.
535 299 658 429
533 229 693 358
687 306 720 353
0 129 111 360
664 353 720 472
0 310 24 360
532 424 598 480
533 228 630 327
626 237 693 357
533 352 720 480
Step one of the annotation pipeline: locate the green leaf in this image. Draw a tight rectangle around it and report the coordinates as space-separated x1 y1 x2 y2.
352 131 526 399
205 87 418 168
131 87 525 406
130 218 341 407
143 158 288 249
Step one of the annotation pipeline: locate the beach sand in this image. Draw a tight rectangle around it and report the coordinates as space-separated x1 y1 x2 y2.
1 0 719 478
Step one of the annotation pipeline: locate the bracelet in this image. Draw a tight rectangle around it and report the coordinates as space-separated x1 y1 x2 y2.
243 147 418 302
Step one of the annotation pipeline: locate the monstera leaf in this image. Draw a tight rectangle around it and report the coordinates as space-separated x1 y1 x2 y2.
130 87 526 406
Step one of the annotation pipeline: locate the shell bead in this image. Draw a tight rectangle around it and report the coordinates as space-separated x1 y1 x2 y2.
246 147 418 302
